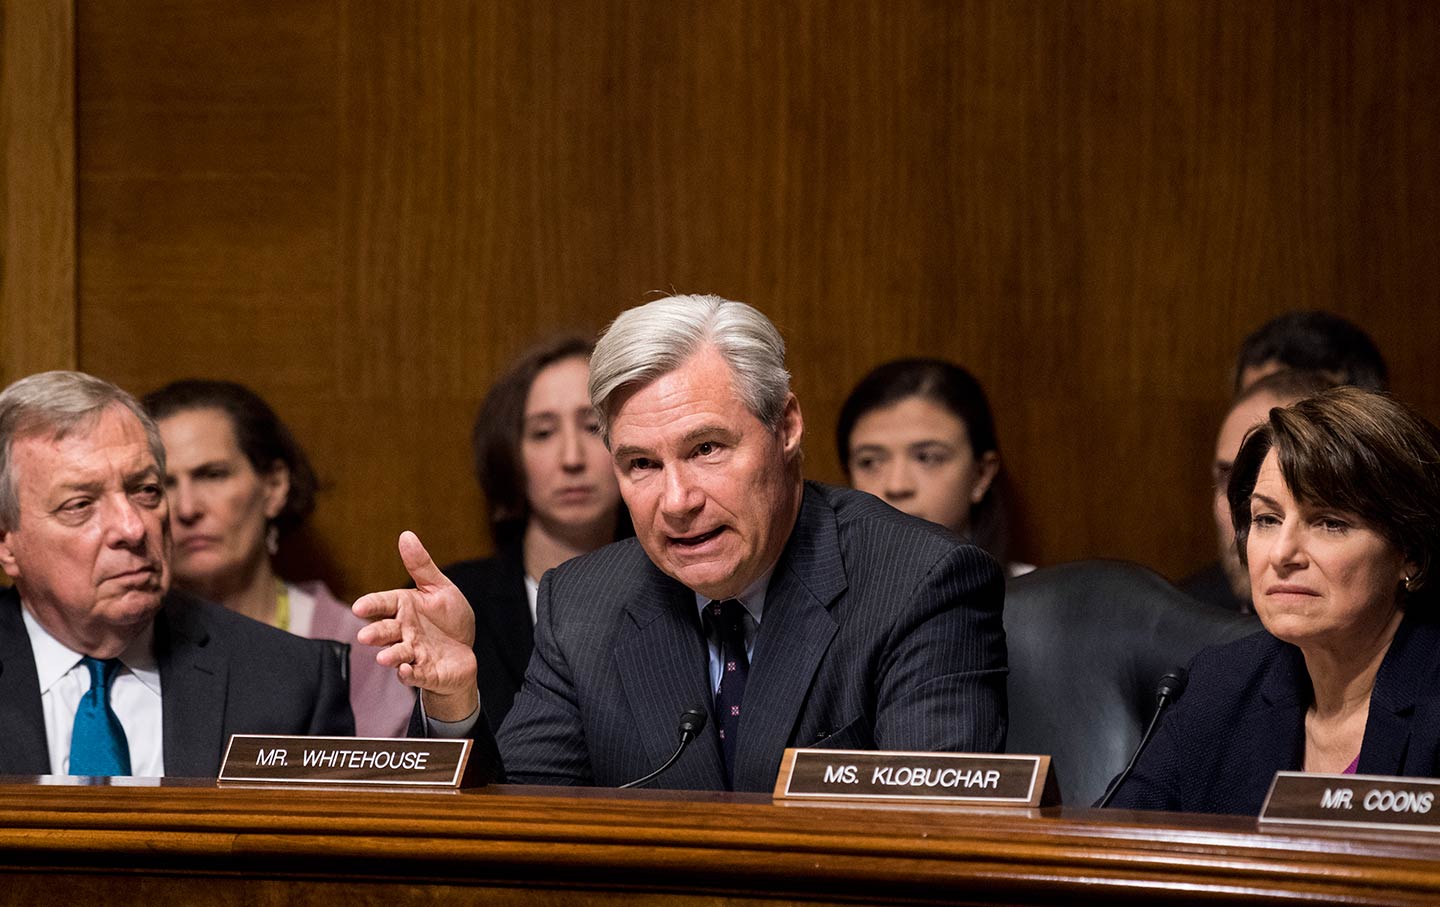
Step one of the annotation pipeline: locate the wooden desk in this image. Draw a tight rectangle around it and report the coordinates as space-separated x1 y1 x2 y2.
1 777 1438 905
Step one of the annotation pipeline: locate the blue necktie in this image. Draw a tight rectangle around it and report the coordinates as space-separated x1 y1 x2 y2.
69 657 131 776
707 599 750 787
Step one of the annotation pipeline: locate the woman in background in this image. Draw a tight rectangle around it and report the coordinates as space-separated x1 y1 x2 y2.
1106 387 1440 814
836 357 1028 574
144 380 414 737
443 336 629 733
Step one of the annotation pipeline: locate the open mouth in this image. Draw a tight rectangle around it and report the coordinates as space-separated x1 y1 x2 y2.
671 527 724 549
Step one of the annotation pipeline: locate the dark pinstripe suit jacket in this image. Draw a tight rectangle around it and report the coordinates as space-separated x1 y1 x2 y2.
484 481 1008 792
0 587 354 777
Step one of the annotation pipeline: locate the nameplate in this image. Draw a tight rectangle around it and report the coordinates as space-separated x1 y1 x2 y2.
218 735 474 788
773 748 1058 806
1260 771 1440 834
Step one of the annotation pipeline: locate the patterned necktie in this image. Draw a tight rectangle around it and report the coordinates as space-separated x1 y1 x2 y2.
708 599 750 786
69 657 132 776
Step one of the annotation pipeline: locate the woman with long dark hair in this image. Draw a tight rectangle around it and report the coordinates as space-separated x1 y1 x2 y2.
145 379 414 737
443 336 630 732
837 358 1027 574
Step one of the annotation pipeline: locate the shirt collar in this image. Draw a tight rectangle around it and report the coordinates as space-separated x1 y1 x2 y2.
693 566 775 628
20 601 160 696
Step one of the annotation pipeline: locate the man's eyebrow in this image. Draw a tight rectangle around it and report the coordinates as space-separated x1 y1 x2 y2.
54 479 104 495
612 444 651 462
121 463 163 483
613 425 742 462
676 424 739 447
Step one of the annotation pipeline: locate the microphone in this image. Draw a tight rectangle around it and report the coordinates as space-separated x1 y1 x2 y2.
1153 668 1188 703
619 708 709 790
1096 668 1188 808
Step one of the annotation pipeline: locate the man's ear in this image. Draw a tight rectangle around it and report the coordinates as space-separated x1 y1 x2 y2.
0 528 21 581
779 394 805 461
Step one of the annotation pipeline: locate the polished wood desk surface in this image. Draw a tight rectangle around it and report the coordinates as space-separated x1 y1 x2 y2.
1 777 1438 905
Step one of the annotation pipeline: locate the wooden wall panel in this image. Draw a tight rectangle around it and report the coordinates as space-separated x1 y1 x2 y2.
1 0 76 386
75 1 1440 599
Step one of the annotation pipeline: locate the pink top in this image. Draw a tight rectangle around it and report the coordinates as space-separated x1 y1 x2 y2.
296 581 416 737
1343 754 1361 774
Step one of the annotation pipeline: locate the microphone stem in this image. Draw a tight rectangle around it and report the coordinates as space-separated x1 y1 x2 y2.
620 734 693 790
1096 695 1171 809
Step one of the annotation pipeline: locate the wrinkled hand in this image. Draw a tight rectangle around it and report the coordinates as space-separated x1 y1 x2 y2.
353 531 479 721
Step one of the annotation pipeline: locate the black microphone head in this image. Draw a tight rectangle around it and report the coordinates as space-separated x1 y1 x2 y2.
1155 668 1189 703
678 708 708 737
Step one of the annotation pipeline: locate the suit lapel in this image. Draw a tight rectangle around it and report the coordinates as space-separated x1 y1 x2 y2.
615 569 723 788
0 589 50 774
733 485 845 791
157 596 230 777
1256 642 1309 779
1358 614 1435 774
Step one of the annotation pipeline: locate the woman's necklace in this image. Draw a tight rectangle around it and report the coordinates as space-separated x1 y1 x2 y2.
273 578 291 632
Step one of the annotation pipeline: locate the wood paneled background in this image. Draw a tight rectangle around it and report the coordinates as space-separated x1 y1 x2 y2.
20 0 1431 598
1 0 75 385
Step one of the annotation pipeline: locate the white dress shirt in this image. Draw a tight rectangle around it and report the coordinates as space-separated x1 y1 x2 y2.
22 605 165 776
524 574 539 625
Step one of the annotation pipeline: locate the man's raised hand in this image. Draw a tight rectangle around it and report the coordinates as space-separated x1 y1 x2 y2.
353 531 479 722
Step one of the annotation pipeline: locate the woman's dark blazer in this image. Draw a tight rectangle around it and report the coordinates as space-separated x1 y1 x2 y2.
443 540 534 735
1105 610 1440 815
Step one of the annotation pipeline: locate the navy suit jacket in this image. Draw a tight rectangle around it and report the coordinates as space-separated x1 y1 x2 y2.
443 542 535 735
1106 611 1440 815
0 586 354 777
483 481 1008 792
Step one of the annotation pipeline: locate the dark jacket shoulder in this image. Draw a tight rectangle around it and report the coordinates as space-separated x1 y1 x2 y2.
820 482 986 562
160 590 348 666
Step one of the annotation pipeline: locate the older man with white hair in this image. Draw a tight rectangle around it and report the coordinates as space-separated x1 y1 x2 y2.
358 295 1007 791
0 371 353 777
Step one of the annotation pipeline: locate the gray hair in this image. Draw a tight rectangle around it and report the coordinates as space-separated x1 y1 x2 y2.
0 371 166 531
588 294 792 443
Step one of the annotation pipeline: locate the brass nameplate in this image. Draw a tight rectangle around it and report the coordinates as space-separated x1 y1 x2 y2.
1260 771 1440 833
773 748 1058 806
219 735 474 788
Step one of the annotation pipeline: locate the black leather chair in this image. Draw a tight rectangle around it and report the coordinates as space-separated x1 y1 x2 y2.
1003 560 1259 806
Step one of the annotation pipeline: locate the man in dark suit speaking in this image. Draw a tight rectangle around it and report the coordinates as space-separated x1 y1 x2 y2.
356 295 1007 791
0 371 353 776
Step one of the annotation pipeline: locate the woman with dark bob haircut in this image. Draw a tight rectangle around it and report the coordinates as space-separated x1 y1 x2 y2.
837 358 1027 574
442 335 631 733
1106 386 1440 814
144 379 414 737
